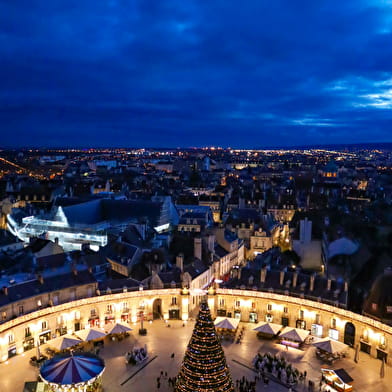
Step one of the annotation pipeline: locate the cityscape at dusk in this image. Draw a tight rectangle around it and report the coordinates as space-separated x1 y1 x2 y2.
1 1 392 392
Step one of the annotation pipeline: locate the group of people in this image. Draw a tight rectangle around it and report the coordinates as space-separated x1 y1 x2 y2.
253 352 306 387
124 345 148 365
156 369 177 390
235 376 257 392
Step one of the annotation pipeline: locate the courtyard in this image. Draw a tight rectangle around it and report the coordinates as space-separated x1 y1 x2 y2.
0 320 390 392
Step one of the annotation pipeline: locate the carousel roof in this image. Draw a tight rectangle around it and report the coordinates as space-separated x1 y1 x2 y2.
40 354 105 385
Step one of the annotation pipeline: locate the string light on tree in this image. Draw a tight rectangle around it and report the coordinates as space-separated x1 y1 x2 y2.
175 301 234 392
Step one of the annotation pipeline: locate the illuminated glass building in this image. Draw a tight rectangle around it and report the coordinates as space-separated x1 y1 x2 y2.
7 197 178 251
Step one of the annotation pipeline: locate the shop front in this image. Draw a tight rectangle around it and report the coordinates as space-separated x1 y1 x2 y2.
23 337 35 352
104 316 115 325
8 344 17 358
281 317 289 327
329 328 339 341
296 319 306 329
121 313 129 322
377 348 387 362
89 317 100 327
360 340 371 354
249 312 258 323
55 326 67 336
265 313 273 322
39 330 51 345
311 324 323 338
217 309 227 317
169 309 180 319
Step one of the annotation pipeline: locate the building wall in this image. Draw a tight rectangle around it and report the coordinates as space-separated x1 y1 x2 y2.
0 287 391 365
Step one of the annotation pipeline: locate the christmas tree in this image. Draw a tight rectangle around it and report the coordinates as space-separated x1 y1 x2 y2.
175 301 235 392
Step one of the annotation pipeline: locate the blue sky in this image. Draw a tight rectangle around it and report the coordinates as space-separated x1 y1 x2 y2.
1 0 392 147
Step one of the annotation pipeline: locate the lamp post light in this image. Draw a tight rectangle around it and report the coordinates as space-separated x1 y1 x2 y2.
139 302 147 335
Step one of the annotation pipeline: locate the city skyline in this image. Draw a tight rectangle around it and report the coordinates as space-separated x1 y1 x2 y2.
1 1 392 147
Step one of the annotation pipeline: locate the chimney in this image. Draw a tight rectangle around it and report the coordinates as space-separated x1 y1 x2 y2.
72 267 78 276
279 270 285 286
194 237 202 260
2 286 8 296
327 279 332 291
344 281 348 292
292 272 298 288
176 253 184 272
309 273 315 291
260 266 267 284
207 234 215 253
37 275 44 285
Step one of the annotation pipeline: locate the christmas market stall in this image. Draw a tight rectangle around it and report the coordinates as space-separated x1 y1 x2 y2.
253 322 282 339
75 328 106 342
214 317 240 340
40 353 105 392
279 327 309 349
321 368 353 392
49 335 83 352
313 338 348 363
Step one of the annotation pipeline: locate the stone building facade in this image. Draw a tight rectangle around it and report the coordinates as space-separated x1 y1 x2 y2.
0 287 391 365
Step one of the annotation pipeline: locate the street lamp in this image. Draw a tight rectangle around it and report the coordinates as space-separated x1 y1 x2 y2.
139 301 147 335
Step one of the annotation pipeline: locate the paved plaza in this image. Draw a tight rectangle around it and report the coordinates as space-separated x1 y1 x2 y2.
0 320 391 391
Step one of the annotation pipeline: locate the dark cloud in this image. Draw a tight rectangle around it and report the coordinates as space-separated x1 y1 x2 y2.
0 0 392 147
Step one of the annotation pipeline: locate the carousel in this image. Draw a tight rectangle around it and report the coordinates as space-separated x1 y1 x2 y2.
39 353 105 392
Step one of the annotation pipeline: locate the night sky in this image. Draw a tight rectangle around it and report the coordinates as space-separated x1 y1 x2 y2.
1 1 392 148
